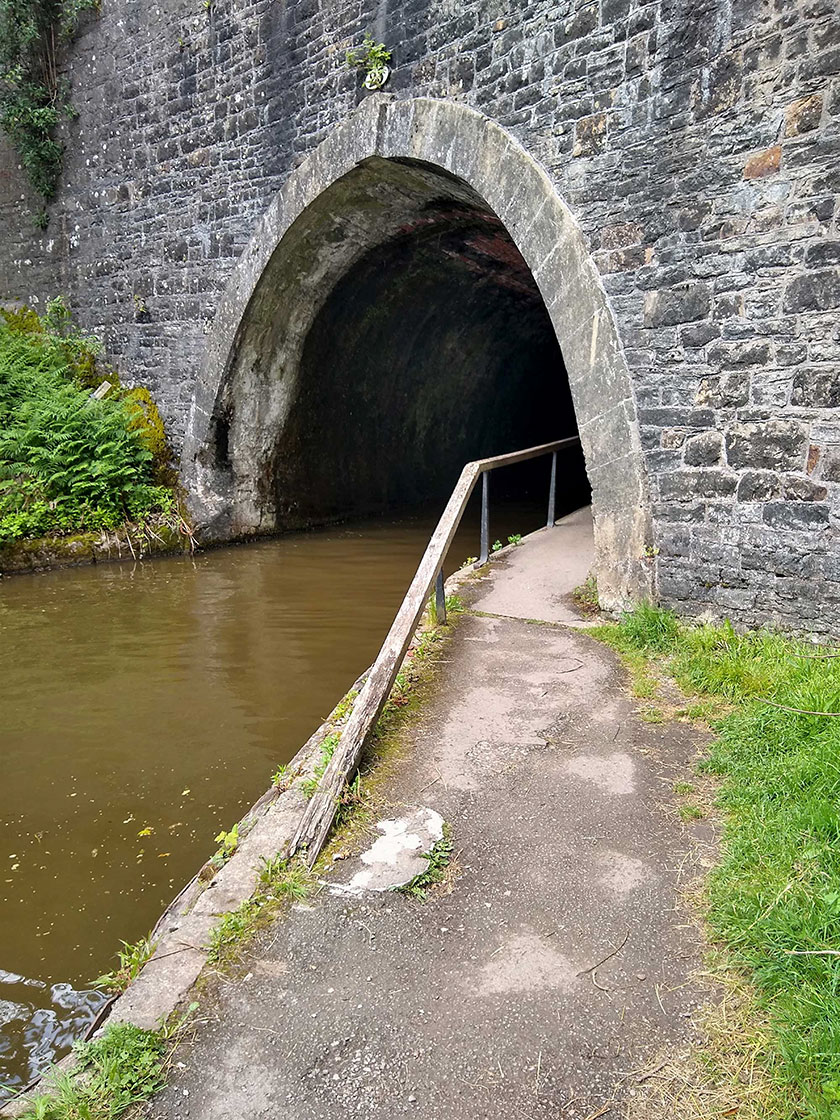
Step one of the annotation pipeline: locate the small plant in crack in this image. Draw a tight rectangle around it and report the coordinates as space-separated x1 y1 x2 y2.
345 32 392 89
211 822 239 868
91 933 157 993
301 732 341 799
398 824 454 899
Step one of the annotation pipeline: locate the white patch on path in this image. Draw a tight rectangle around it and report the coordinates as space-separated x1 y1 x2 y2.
564 751 636 795
331 807 445 895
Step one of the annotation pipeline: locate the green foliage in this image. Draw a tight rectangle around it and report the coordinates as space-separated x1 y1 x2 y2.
123 386 172 482
491 539 503 552
597 605 840 1118
0 303 174 547
91 934 156 993
571 572 599 616
207 898 260 963
0 0 98 208
507 533 522 546
211 823 239 867
398 824 454 899
258 855 316 900
208 857 315 965
19 1023 166 1119
271 762 289 787
345 32 391 88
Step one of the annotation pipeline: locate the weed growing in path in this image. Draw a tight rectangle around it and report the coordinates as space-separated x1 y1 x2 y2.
398 824 454 899
595 606 840 1119
571 572 600 616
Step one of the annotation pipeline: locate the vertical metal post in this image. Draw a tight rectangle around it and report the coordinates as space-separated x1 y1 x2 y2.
435 569 446 625
479 470 490 565
547 451 557 528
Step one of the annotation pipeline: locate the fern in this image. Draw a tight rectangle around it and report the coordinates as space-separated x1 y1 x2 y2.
0 304 173 545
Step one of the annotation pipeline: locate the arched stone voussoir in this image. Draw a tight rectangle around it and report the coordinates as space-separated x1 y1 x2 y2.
182 95 654 607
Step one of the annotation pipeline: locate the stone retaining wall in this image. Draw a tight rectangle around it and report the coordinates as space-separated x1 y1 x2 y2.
0 0 838 632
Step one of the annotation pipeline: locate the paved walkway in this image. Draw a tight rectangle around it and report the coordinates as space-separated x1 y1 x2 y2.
151 508 712 1120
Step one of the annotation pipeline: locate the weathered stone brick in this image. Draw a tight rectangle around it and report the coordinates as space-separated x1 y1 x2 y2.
783 476 828 501
791 367 840 408
680 322 720 348
804 241 840 268
785 93 823 136
737 471 783 502
822 448 840 483
762 501 830 530
573 113 607 156
684 430 724 466
709 339 771 367
601 222 642 251
744 146 782 179
696 373 750 409
644 283 711 327
783 269 840 312
726 420 808 471
659 469 738 501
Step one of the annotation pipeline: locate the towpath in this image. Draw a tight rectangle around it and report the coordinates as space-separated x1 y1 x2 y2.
151 508 713 1120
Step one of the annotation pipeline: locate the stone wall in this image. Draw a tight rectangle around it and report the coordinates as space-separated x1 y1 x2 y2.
0 0 838 634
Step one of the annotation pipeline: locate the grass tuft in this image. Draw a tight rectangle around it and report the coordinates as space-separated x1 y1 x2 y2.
207 857 317 967
91 934 157 993
571 572 600 616
19 1023 166 1119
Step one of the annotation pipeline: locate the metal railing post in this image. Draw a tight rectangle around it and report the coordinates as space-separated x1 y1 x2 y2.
547 451 557 528
435 569 446 625
479 470 490 565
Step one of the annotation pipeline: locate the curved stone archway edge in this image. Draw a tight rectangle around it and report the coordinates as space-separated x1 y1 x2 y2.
182 95 653 608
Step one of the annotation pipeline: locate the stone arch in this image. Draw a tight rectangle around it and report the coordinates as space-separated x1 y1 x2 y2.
182 95 653 608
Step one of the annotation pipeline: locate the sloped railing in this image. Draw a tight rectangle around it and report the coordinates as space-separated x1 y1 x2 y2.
290 435 582 864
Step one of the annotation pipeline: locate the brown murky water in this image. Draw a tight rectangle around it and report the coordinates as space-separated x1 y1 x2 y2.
0 490 563 1098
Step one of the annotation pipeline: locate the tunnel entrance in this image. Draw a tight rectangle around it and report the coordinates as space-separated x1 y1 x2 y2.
185 97 654 608
275 199 588 526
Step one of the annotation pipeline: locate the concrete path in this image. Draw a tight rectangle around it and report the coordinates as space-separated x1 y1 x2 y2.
150 509 712 1120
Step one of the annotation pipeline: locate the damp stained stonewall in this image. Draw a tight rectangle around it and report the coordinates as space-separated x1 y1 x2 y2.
0 484 583 1099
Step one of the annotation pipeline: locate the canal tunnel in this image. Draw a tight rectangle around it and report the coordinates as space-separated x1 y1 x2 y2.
199 155 592 538
274 200 589 525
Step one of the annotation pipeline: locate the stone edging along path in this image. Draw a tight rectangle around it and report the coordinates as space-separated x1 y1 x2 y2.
0 543 504 1117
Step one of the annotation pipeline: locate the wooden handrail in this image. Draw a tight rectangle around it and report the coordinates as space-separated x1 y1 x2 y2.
290 436 581 863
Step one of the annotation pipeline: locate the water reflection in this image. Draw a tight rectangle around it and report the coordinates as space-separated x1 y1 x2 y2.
0 973 108 1094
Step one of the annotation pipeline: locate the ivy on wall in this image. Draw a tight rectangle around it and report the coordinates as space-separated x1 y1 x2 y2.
0 0 96 225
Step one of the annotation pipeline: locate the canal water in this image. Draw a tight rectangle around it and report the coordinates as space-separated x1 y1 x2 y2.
0 487 568 1099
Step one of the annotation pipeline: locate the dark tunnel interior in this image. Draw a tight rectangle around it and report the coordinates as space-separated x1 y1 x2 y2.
272 201 591 528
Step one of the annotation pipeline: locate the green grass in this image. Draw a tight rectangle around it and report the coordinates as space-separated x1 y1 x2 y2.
595 606 840 1119
18 1023 166 1119
207 857 317 966
91 934 157 994
300 732 340 799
